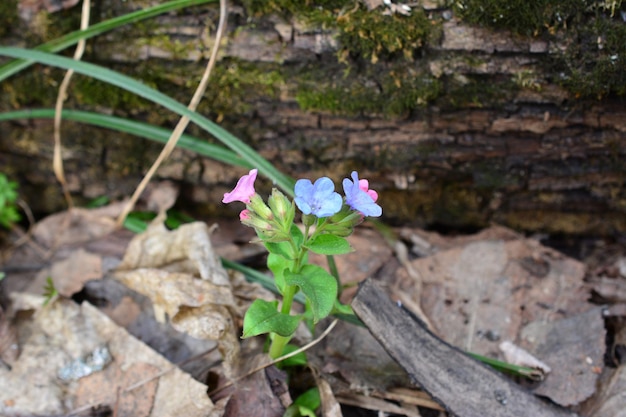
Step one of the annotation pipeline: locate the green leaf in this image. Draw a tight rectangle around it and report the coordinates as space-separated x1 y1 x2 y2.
278 343 308 367
0 47 295 195
265 240 295 260
0 109 249 169
43 277 58 306
242 299 300 338
305 234 353 255
283 405 316 417
267 253 291 294
285 265 337 323
294 387 321 410
284 387 320 417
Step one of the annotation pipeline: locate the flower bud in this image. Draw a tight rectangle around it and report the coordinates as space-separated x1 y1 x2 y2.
330 208 363 228
240 211 275 234
268 188 295 229
302 213 317 227
248 194 274 221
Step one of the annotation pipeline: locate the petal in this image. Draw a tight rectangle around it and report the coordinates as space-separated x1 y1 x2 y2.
315 193 343 217
367 189 379 202
294 196 312 215
312 177 336 197
222 169 258 204
294 179 313 197
342 177 355 196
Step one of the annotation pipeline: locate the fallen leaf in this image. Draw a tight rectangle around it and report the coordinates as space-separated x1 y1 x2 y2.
32 203 123 249
222 354 290 417
521 307 606 406
315 375 343 417
579 324 626 417
114 221 240 374
75 362 159 417
395 226 598 406
50 248 103 297
0 297 214 417
117 221 229 286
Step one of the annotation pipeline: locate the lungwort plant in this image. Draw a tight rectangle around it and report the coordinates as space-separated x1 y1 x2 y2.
222 169 381 358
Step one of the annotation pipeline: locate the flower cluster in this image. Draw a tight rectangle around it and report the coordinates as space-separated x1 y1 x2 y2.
223 169 381 228
222 169 381 359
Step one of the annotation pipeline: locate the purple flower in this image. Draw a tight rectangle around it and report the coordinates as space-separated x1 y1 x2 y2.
343 171 382 217
294 177 342 218
222 169 257 204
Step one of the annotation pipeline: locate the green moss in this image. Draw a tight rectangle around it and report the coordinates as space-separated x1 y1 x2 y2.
241 0 436 62
452 0 590 36
333 5 434 62
438 74 517 109
198 60 285 119
554 15 626 98
295 63 441 116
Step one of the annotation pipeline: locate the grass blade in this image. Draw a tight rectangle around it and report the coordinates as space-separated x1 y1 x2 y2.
0 0 217 82
0 47 295 194
0 108 250 168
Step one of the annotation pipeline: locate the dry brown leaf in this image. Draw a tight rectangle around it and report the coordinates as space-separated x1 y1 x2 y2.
222 354 290 417
315 375 343 417
0 297 214 417
580 325 626 417
32 203 124 249
75 362 159 417
395 226 598 406
521 307 606 406
50 248 103 296
117 221 229 286
114 221 240 373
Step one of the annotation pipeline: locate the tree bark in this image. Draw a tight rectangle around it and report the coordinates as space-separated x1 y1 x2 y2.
0 1 624 235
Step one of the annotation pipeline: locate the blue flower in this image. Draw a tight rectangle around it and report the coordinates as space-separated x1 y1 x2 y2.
294 177 343 218
342 171 382 217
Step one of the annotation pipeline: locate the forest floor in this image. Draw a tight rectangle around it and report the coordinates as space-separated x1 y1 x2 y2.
1 192 625 417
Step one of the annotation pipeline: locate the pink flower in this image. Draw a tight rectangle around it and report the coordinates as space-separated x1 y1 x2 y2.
239 209 251 220
358 179 378 202
223 169 258 204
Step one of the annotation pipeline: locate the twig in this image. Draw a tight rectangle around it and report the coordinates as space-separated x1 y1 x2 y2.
209 319 339 397
116 0 228 226
53 0 91 209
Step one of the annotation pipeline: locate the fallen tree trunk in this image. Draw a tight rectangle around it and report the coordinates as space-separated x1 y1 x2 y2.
0 0 624 234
